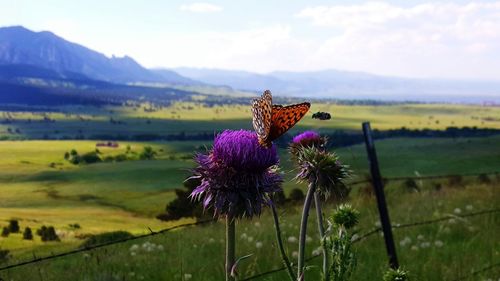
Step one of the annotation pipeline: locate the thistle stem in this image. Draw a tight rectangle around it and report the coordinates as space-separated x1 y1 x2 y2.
271 203 296 281
298 177 317 279
314 192 329 281
226 216 236 281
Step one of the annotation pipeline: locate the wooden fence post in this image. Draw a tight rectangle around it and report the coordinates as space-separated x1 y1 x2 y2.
362 122 399 269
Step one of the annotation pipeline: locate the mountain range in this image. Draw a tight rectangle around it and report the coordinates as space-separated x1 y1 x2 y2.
1 25 499 103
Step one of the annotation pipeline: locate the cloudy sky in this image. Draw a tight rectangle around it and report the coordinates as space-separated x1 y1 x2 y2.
2 0 500 80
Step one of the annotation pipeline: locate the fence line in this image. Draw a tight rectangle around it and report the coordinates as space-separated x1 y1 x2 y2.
0 183 498 276
347 171 500 186
241 208 500 281
451 262 500 281
0 219 215 272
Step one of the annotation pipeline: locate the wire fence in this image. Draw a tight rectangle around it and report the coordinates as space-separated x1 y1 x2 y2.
347 171 500 186
240 208 500 281
0 172 498 279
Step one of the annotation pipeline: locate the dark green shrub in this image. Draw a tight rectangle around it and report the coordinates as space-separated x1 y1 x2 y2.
402 179 420 192
80 152 101 164
477 173 491 184
448 175 463 187
1 227 9 237
114 154 128 162
23 227 33 240
0 248 10 262
8 220 19 233
288 188 305 202
80 231 133 248
37 225 60 242
139 146 156 160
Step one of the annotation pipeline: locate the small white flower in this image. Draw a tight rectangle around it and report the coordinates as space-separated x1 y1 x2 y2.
374 221 381 227
247 236 254 243
417 235 424 240
129 272 136 276
184 273 192 280
411 245 419 251
209 238 215 243
466 205 473 211
312 248 321 256
468 226 476 232
255 241 263 248
240 233 248 239
157 245 164 251
434 240 444 247
448 218 457 224
306 236 312 243
443 226 451 233
292 251 299 258
83 253 90 258
254 222 261 227
193 244 198 249
420 242 431 248
130 252 137 256
287 236 297 243
399 240 407 247
454 208 462 214
130 244 139 252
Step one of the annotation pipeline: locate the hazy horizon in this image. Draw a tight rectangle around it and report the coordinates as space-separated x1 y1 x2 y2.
2 1 500 81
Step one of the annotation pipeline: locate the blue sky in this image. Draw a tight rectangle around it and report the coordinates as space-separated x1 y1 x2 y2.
1 0 500 80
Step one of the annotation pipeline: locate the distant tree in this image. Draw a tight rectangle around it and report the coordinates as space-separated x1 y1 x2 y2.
1 227 9 237
64 152 70 160
139 146 156 160
70 149 78 156
80 152 101 164
126 145 131 154
37 225 60 242
23 227 33 240
8 220 19 233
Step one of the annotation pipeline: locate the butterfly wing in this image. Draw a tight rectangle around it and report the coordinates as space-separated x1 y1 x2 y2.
252 90 273 144
268 102 311 142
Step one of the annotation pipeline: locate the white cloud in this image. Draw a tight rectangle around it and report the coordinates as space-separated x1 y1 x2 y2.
294 2 500 79
179 2 223 13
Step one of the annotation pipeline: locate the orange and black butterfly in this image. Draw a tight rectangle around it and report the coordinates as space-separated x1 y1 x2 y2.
252 90 310 147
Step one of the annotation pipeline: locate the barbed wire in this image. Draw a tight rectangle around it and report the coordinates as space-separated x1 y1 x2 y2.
347 171 500 186
0 176 498 277
451 262 500 281
241 208 500 281
0 219 215 272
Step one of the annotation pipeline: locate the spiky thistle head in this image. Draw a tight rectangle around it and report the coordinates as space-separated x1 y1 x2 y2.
190 130 283 219
382 268 410 281
295 146 351 199
289 131 326 158
332 204 360 229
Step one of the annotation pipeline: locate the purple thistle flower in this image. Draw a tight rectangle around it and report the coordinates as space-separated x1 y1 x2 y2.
190 130 283 219
290 131 326 158
292 131 321 145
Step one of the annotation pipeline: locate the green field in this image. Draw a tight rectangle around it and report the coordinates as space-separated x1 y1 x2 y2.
0 100 499 280
1 103 499 139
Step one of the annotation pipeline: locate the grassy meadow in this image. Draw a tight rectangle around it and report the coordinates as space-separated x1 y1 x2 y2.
0 100 499 280
1 102 499 139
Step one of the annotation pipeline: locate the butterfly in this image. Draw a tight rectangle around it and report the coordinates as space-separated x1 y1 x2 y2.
252 90 310 147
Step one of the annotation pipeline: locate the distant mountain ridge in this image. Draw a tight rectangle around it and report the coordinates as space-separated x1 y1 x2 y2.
174 68 500 103
0 26 195 85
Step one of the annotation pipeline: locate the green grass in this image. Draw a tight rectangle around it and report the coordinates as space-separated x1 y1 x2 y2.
0 136 499 280
1 182 498 281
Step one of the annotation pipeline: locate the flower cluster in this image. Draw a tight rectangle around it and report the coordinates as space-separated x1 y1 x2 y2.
190 130 283 219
